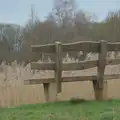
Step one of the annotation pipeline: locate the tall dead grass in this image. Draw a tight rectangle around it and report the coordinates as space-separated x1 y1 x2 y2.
0 52 120 107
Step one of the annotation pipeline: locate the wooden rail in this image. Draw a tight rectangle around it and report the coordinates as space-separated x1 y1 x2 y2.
31 41 120 53
24 40 120 102
24 74 120 84
31 58 120 70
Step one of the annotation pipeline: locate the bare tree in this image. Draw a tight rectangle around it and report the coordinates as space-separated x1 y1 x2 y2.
0 24 23 52
51 0 77 27
23 4 40 52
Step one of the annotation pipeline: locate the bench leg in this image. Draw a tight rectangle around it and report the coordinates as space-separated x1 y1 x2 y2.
43 83 57 102
92 80 108 100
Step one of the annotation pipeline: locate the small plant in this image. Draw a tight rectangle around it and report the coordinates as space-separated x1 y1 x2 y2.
100 109 119 120
69 97 85 104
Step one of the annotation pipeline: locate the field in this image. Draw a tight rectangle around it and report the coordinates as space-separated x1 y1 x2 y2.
0 53 120 107
0 99 120 120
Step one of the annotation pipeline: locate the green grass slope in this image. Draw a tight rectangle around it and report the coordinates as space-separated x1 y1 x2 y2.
0 99 120 120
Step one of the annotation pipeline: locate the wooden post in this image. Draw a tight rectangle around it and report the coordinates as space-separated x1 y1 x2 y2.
92 80 108 100
43 41 62 102
43 83 49 102
92 40 108 100
43 83 57 102
55 41 62 93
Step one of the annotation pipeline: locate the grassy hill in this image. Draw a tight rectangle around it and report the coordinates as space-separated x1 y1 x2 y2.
0 99 120 120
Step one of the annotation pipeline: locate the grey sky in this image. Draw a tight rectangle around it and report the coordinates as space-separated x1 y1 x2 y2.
0 0 119 25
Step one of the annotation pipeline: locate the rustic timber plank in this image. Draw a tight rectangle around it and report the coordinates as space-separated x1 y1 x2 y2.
31 44 54 53
31 41 120 53
24 74 120 85
31 62 55 70
24 75 96 85
24 78 54 84
106 58 120 65
107 42 120 51
63 41 120 52
31 41 100 53
62 41 99 52
31 58 120 71
31 60 98 71
104 74 120 80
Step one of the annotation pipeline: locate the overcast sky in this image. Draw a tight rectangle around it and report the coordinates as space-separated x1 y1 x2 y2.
0 0 119 25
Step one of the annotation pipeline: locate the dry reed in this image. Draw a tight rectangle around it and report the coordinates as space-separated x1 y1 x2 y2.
0 52 120 107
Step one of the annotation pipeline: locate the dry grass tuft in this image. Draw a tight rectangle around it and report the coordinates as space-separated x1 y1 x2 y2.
0 53 120 107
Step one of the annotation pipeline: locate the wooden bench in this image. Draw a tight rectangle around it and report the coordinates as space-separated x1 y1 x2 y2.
24 40 120 102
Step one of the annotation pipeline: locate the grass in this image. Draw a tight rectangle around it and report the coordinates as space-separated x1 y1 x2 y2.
0 99 120 120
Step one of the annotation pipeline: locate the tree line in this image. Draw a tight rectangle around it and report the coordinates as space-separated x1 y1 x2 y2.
0 0 120 62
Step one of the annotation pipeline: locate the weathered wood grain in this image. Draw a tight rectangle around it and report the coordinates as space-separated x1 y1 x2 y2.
31 41 120 53
24 75 95 84
95 40 107 100
24 74 120 85
32 41 100 53
31 60 98 71
107 42 120 51
62 41 99 52
106 58 120 65
97 40 107 88
31 57 120 71
31 44 54 53
55 41 62 93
